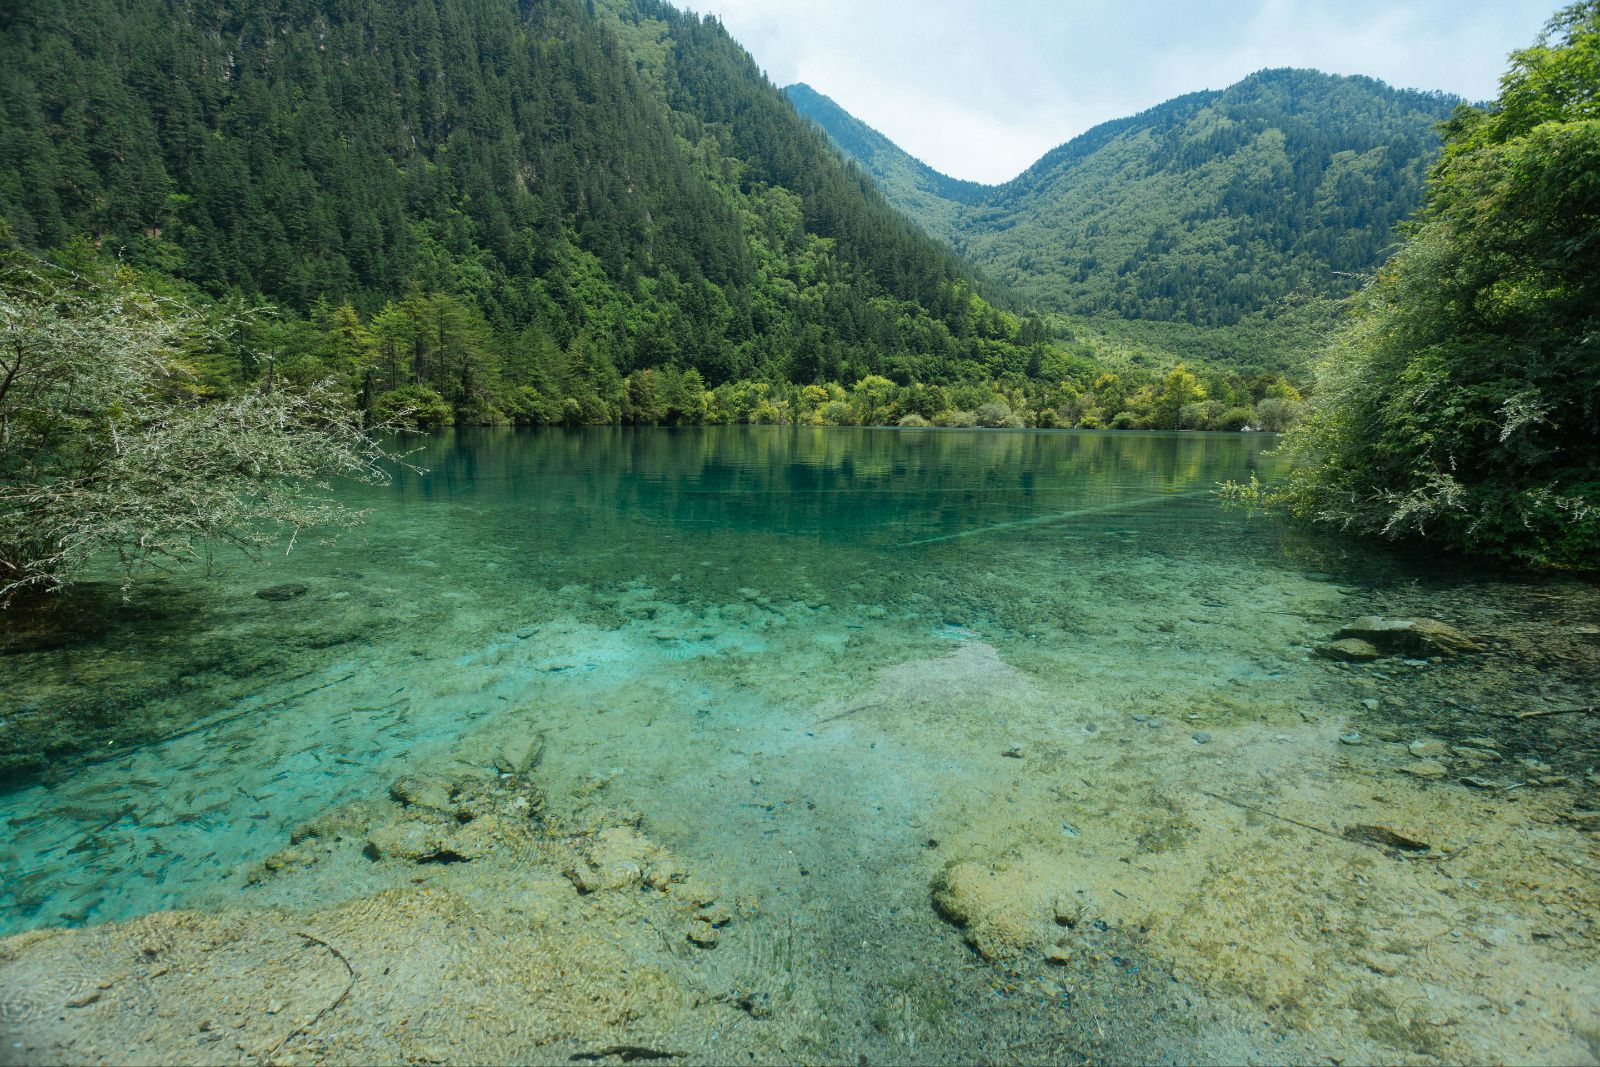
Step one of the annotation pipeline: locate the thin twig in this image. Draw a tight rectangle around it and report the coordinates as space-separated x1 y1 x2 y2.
1204 791 1443 858
814 701 883 725
1201 791 1347 841
262 931 355 1063
1512 706 1597 720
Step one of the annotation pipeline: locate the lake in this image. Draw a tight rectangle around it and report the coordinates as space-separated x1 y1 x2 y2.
2 427 1597 1064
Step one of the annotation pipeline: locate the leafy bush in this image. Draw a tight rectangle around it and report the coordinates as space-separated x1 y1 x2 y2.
1252 397 1303 432
374 385 452 430
816 400 851 425
1260 4 1600 567
974 400 1023 428
1215 407 1254 431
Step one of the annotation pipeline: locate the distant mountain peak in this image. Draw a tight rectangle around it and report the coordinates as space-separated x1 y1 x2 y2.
783 84 990 215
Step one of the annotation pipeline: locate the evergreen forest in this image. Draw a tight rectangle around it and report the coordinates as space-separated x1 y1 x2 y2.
1 0 1309 432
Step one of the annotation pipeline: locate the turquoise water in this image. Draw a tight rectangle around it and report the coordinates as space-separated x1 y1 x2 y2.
2 427 1598 1059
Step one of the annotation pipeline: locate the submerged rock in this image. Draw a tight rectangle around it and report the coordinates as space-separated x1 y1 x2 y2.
1399 760 1449 780
696 903 733 928
930 862 986 929
1334 617 1482 657
365 812 507 864
439 816 506 861
930 860 1037 960
1408 739 1449 760
389 774 456 813
366 820 447 862
1317 638 1381 662
254 582 309 602
0 878 719 1064
494 728 546 776
687 919 721 947
565 827 677 894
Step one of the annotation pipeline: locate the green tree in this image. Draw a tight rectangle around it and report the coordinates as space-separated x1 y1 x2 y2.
1156 364 1206 429
1258 3 1600 566
625 369 667 424
849 375 899 425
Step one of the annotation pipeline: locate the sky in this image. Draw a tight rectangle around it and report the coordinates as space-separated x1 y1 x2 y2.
687 0 1557 184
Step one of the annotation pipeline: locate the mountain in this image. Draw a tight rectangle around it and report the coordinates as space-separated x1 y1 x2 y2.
0 0 1041 395
782 83 987 237
787 71 1462 327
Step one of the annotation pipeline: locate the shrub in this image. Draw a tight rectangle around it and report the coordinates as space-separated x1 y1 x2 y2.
0 267 399 601
816 400 851 425
1215 407 1254 431
974 400 1023 428
373 385 452 429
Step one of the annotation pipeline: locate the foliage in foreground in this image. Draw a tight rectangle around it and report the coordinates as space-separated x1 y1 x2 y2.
1239 2 1600 568
0 252 398 602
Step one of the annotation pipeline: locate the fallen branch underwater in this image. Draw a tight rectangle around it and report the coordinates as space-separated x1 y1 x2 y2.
895 489 1212 547
1201 791 1432 855
1513 706 1598 720
261 931 355 1062
1201 790 1346 841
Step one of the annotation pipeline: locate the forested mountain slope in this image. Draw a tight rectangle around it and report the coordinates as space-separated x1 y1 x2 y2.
0 0 1035 395
787 71 1461 326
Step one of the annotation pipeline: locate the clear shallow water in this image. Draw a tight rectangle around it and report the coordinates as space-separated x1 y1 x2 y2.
1 427 1596 944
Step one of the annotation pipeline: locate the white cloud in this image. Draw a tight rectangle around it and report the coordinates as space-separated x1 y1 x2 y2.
689 0 1553 183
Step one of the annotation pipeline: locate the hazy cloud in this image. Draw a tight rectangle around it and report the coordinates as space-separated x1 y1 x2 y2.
687 0 1554 183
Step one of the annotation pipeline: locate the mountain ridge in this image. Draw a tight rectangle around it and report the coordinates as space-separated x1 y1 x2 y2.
781 83 990 219
786 70 1463 326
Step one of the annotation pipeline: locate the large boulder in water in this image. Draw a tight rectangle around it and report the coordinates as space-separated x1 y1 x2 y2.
1334 617 1482 657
